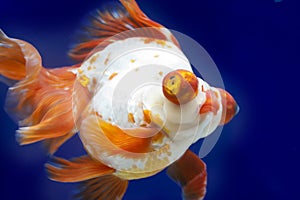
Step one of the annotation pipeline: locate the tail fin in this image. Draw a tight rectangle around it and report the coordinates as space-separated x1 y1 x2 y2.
0 29 40 82
0 30 85 154
0 29 43 124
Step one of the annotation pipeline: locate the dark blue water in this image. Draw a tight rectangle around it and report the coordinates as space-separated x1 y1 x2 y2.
1 0 299 199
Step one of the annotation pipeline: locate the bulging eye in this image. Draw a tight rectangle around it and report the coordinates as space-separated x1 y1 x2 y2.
162 69 199 105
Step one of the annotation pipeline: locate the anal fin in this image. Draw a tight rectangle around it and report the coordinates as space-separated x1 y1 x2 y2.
75 175 128 200
167 150 207 200
46 155 128 200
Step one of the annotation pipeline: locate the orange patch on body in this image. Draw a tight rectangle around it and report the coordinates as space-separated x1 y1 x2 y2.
143 38 155 44
143 110 152 124
104 53 111 65
158 71 163 76
88 77 98 91
108 72 118 80
99 119 154 153
130 59 136 63
128 113 135 123
201 85 204 92
78 69 83 74
170 35 180 47
151 131 165 145
95 112 103 119
156 40 166 47
89 54 99 64
79 75 90 87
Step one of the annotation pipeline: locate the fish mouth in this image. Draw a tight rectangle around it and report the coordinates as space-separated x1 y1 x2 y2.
235 104 240 115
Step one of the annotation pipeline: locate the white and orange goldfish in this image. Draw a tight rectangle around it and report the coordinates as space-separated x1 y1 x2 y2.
0 0 238 199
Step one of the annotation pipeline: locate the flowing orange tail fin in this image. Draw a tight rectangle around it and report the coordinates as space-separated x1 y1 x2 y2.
0 30 86 154
0 29 38 82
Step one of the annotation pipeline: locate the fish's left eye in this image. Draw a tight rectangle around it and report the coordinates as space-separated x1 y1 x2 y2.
162 69 199 105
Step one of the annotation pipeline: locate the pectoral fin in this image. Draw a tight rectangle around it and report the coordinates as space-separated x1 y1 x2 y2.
167 150 207 200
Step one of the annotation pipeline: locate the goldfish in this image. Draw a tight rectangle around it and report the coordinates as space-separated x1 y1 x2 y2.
0 0 239 199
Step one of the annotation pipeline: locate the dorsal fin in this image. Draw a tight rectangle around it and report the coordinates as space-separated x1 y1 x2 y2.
69 0 179 62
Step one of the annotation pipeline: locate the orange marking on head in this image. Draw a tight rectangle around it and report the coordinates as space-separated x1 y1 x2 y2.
218 88 239 125
158 71 163 76
199 90 220 115
108 72 118 80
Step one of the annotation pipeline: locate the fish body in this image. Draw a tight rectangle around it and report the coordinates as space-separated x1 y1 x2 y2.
0 0 239 199
76 37 224 178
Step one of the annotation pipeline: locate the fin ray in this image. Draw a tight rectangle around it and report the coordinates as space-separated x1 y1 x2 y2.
75 175 128 200
69 0 178 62
46 155 115 183
1 31 86 153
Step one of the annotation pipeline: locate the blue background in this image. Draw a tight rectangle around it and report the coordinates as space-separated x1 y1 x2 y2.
0 0 299 199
